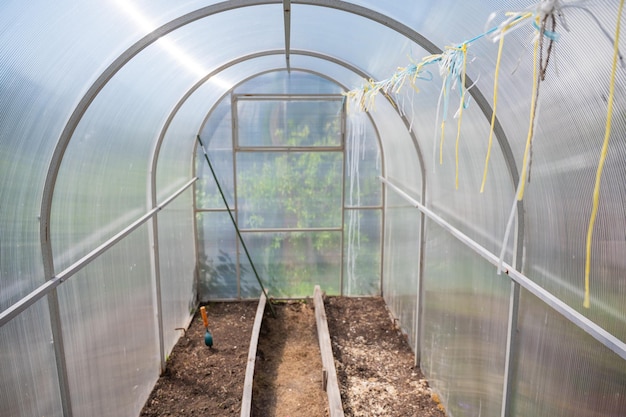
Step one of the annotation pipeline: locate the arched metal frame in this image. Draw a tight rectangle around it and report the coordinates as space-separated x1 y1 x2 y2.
0 2 622 417
12 3 520 417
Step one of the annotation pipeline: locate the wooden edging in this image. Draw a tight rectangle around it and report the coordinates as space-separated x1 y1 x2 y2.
240 292 267 417
314 285 345 417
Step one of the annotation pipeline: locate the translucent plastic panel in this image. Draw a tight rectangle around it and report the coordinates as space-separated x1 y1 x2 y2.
382 190 421 348
58 225 158 417
157 188 196 355
197 98 235 209
344 209 381 296
236 152 343 229
236 98 344 148
197 211 239 301
368 98 422 194
291 5 423 81
233 70 343 95
240 231 342 298
345 112 383 208
514 6 626 335
512 290 626 417
421 222 510 417
0 299 62 417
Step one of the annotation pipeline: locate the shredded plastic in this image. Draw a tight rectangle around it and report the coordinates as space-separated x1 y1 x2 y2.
343 0 626 293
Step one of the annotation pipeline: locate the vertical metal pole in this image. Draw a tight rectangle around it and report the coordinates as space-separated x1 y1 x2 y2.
500 202 523 417
41 204 74 417
47 289 74 417
414 206 426 367
148 214 166 374
501 280 520 417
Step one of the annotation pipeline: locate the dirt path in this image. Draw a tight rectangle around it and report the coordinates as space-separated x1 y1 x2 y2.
252 300 329 417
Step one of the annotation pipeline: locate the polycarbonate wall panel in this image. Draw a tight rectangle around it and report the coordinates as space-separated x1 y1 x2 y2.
515 2 626 336
370 99 421 192
382 190 421 348
197 211 239 301
58 224 158 417
241 231 342 297
157 188 196 355
343 209 381 296
421 221 510 417
0 299 62 417
197 98 235 209
345 112 382 208
512 290 626 417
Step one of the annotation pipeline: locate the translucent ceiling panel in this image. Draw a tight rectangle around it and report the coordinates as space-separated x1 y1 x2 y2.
0 299 62 417
233 69 344 95
368 98 421 195
51 5 284 271
288 54 368 92
290 4 423 80
157 55 286 203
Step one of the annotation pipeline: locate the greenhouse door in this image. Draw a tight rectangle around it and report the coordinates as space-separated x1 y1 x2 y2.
195 71 383 300
233 95 345 297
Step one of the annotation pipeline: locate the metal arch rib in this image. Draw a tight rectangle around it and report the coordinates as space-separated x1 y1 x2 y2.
40 0 520 283
40 0 520 252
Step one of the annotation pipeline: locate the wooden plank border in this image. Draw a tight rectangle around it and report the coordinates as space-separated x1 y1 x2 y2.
314 285 345 417
240 293 267 417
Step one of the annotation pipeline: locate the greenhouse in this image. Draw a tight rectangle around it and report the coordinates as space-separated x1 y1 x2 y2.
1 0 626 416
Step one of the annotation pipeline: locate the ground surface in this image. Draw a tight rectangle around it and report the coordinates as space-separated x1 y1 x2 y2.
252 300 328 416
325 297 447 417
140 301 257 416
140 297 446 417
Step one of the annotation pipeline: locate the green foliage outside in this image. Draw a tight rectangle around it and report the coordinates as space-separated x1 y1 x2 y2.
196 98 383 298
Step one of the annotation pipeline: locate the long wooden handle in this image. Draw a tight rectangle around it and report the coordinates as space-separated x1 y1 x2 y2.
200 306 209 328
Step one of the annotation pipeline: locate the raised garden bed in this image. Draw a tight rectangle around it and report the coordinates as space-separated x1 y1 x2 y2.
140 296 446 417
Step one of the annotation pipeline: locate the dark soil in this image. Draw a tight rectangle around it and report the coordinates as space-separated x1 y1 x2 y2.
140 297 446 417
325 296 447 417
140 301 258 416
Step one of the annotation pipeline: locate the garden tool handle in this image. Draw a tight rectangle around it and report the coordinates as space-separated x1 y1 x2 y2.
200 306 209 328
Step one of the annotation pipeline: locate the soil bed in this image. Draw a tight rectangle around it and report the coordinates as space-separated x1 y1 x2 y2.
141 297 446 417
140 301 257 416
325 296 447 417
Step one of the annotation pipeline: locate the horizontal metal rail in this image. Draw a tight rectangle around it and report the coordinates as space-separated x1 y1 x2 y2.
238 226 343 233
380 176 626 361
0 177 197 328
